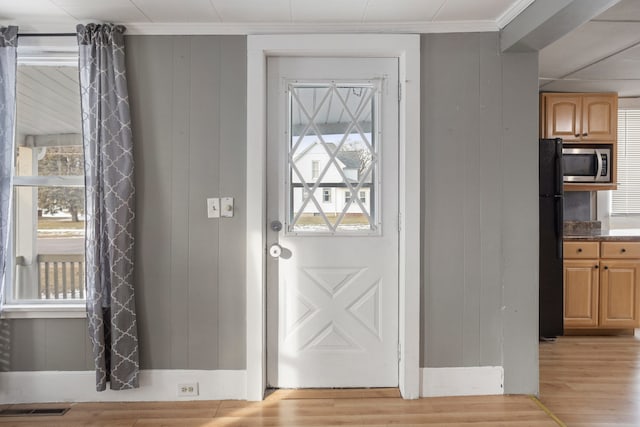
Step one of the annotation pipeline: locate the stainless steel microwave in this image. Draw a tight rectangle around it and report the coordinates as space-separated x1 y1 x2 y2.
563 147 611 183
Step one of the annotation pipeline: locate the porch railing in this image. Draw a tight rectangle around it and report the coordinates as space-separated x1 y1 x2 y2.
37 254 85 300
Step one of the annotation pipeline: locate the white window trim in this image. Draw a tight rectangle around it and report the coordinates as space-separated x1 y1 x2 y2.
1 304 86 319
246 34 420 401
13 176 84 187
3 36 87 317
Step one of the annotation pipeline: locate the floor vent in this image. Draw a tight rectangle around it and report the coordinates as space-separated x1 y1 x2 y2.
0 408 70 417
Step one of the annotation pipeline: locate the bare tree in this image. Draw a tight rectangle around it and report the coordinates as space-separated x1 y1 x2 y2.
37 146 84 222
343 140 372 180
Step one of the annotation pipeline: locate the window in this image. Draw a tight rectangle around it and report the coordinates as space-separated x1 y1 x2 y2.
6 38 85 309
612 110 640 222
288 82 379 233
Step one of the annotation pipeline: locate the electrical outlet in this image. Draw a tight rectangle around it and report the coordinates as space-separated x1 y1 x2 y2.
221 197 234 217
177 382 199 397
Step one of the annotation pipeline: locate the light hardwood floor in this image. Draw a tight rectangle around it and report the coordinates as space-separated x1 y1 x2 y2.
539 334 640 427
5 335 640 426
0 388 557 426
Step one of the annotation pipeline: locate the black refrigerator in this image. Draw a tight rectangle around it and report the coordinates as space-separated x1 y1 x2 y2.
539 138 564 339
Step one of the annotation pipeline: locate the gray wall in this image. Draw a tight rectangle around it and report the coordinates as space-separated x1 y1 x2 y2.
1 35 247 371
0 319 93 371
3 32 539 394
421 33 539 394
128 35 247 370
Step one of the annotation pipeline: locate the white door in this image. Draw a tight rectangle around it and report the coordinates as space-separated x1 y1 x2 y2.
266 57 399 388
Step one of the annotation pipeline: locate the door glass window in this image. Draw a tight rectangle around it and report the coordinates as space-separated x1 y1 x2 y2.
287 82 379 234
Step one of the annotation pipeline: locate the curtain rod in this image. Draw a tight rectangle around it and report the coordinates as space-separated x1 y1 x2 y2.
18 33 76 37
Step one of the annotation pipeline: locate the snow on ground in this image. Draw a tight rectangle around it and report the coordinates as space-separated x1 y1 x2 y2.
41 212 86 220
38 229 84 237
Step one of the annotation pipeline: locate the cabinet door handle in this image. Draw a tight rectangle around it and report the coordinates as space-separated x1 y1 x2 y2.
621 248 627 253
577 248 583 253
595 265 599 269
574 133 580 137
604 265 609 270
582 132 588 136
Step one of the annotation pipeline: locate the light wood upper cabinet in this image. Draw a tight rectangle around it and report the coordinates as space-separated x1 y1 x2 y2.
582 95 617 142
541 93 617 143
544 94 582 142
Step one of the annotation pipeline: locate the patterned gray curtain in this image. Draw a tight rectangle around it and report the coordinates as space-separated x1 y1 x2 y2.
77 23 139 391
0 26 18 308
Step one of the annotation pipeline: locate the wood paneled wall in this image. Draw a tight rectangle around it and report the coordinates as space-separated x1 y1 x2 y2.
420 33 539 394
5 33 539 395
3 35 247 371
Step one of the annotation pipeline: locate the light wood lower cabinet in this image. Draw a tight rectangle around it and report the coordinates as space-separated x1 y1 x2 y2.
563 241 640 331
600 260 640 328
564 259 599 328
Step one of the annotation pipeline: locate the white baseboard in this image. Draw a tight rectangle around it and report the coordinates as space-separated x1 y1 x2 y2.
0 369 246 404
1 367 504 403
420 366 504 397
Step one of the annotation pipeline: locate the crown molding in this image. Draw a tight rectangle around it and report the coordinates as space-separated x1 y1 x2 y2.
496 0 536 29
5 20 501 36
125 20 500 34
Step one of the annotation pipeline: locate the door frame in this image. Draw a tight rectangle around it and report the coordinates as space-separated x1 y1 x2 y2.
246 34 420 400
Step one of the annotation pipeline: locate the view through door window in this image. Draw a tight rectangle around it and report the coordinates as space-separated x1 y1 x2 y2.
287 82 380 234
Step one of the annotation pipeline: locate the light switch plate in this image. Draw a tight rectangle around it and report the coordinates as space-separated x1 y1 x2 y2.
207 198 220 218
221 197 234 218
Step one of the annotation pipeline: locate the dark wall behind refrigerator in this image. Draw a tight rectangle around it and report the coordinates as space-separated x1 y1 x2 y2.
564 191 591 221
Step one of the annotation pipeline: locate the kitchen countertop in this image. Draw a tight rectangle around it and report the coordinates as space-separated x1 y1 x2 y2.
564 229 640 241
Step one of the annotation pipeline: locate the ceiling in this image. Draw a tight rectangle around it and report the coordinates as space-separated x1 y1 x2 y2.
5 0 536 144
8 0 640 127
1 0 533 34
539 0 640 102
16 65 81 146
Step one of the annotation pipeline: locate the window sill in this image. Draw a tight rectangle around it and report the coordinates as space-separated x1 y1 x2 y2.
1 304 87 319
